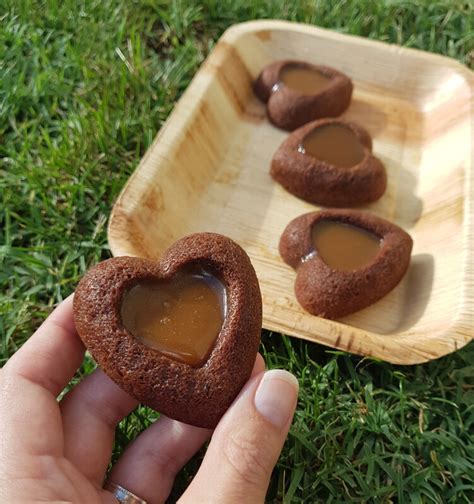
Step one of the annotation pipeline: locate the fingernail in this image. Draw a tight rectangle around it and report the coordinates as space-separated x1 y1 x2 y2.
254 370 299 428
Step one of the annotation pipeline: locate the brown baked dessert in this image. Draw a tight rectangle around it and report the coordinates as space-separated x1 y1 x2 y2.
73 233 262 428
271 118 386 207
279 210 413 319
254 60 353 130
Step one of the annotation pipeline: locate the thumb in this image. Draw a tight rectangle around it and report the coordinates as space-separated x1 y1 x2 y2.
179 369 299 504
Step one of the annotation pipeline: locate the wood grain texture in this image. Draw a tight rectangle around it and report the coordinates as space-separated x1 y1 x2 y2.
108 20 473 364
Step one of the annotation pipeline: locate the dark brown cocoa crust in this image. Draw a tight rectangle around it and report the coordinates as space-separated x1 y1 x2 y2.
253 60 353 130
279 210 413 319
270 118 386 207
73 233 262 428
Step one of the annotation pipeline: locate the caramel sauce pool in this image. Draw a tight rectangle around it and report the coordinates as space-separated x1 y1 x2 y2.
279 65 332 95
301 124 365 168
312 220 381 271
121 270 226 367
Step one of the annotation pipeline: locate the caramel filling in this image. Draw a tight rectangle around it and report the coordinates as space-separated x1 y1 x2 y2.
312 220 381 271
279 65 332 95
121 269 226 366
301 124 365 168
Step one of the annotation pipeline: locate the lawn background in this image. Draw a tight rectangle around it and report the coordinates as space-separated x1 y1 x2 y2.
1 1 473 502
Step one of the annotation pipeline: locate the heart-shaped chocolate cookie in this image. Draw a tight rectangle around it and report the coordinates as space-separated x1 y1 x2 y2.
271 118 386 207
280 210 413 319
73 233 262 428
254 60 353 130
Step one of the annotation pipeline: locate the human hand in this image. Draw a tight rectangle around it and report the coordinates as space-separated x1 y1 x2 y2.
0 296 298 504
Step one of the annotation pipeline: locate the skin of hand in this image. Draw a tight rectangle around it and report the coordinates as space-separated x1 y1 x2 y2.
0 295 299 504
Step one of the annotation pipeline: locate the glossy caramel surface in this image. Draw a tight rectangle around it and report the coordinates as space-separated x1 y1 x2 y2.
301 123 365 168
279 65 332 94
121 270 225 366
312 220 381 271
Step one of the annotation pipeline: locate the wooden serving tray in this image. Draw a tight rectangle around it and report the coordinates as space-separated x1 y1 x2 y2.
108 21 473 364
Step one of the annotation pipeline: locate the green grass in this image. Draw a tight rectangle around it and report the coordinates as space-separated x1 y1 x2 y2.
1 0 473 502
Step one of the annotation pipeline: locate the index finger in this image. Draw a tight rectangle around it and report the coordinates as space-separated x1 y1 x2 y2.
0 295 85 457
3 294 85 397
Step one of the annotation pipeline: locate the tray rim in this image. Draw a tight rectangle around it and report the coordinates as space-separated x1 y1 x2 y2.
223 20 474 76
108 20 474 364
